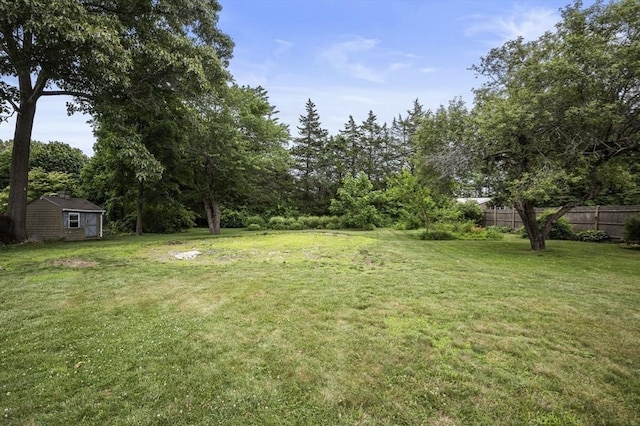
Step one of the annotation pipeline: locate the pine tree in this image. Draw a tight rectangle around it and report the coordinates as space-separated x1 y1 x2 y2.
290 99 329 214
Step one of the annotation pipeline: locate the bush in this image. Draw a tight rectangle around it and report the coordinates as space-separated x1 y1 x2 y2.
245 223 262 231
419 229 457 240
623 215 640 243
141 199 196 233
456 201 484 225
267 216 288 230
576 230 609 242
245 215 266 227
289 221 304 230
221 209 246 228
487 225 513 234
298 215 321 229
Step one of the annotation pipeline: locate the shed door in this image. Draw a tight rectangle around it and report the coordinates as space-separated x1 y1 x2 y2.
85 213 98 237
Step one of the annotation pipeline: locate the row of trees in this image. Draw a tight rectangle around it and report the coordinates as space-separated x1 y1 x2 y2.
2 0 639 250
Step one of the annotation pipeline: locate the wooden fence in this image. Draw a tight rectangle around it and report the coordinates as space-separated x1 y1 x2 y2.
482 205 640 240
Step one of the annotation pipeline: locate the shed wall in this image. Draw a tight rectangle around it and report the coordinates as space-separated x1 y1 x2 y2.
26 199 63 240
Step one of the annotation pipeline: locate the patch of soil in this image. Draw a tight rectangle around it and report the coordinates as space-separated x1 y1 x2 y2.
52 259 98 268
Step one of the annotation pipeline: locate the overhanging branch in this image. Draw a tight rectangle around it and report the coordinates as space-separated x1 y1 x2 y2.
40 90 91 99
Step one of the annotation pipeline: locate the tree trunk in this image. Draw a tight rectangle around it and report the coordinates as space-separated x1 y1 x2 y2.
136 181 144 236
203 198 221 234
7 98 37 241
421 209 429 232
515 200 546 250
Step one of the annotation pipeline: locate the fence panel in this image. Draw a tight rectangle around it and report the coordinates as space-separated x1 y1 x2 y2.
482 205 640 240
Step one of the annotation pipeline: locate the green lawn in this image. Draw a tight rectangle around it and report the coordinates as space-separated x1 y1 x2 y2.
1 229 638 425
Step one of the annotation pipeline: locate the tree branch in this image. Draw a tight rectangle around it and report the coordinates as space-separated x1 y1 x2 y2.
40 90 91 99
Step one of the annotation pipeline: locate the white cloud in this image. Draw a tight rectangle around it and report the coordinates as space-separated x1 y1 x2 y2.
419 67 437 74
389 62 411 72
465 6 559 43
274 38 293 54
320 36 424 83
321 36 385 83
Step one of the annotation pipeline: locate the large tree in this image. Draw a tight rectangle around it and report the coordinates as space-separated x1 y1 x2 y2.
1 0 232 240
290 99 330 214
470 0 640 250
187 85 290 234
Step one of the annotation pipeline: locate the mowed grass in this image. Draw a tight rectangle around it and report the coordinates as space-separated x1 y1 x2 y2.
0 229 638 425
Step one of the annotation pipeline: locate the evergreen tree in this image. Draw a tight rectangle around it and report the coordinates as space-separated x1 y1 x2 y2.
359 111 386 188
391 99 427 171
338 115 363 177
290 99 330 214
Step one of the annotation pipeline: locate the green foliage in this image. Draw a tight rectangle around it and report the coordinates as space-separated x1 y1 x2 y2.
267 216 292 230
384 170 435 231
487 225 514 234
245 223 262 231
576 230 609 242
296 215 342 229
330 172 381 230
245 215 266 227
0 186 8 214
0 141 12 189
455 201 484 225
141 199 196 234
220 209 247 228
520 211 575 240
419 229 457 240
542 212 575 240
623 216 640 243
27 167 77 202
30 141 87 177
297 215 322 229
468 0 640 249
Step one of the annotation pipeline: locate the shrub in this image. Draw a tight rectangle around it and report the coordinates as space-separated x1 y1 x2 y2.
298 216 321 229
487 225 513 234
245 223 262 231
456 201 484 225
289 221 304 230
419 229 457 240
267 216 288 230
245 215 266 227
623 215 640 243
576 230 609 242
142 199 195 233
221 209 246 228
452 220 476 234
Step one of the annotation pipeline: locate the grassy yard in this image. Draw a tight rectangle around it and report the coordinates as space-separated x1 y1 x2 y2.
0 229 638 425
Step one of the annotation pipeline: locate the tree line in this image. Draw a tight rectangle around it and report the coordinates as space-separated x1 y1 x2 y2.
1 0 639 250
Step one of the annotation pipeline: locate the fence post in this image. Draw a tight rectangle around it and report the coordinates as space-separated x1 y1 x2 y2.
512 207 516 229
594 205 600 231
494 206 497 226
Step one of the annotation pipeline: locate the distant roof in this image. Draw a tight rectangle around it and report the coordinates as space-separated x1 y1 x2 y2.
456 197 492 205
40 195 105 212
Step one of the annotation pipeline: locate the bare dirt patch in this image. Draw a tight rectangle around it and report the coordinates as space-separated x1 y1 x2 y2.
51 258 98 268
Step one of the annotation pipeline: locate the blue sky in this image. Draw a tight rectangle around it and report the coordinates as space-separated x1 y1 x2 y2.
0 0 589 155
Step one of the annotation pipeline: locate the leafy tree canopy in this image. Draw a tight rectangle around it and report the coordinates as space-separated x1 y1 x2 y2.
468 0 640 250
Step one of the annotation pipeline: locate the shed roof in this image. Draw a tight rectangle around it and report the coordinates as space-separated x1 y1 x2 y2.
40 195 105 212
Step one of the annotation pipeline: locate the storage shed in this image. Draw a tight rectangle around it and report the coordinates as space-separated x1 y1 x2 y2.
26 194 105 241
